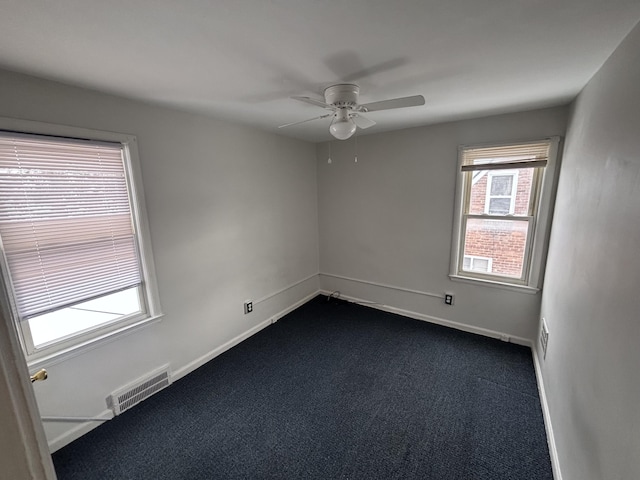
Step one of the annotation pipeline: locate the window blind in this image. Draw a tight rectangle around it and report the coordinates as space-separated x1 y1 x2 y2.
461 142 550 171
0 132 141 319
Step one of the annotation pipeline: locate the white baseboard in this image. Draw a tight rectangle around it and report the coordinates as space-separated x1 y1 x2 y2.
532 346 563 480
321 289 561 476
320 290 531 347
47 288 320 453
48 287 560 479
172 289 320 382
171 318 272 383
48 408 113 453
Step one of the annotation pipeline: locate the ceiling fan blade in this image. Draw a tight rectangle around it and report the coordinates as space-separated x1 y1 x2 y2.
341 58 408 83
291 96 335 110
351 114 376 129
359 95 425 112
278 113 333 129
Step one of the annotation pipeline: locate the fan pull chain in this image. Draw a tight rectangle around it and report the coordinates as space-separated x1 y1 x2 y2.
328 141 332 164
355 134 358 163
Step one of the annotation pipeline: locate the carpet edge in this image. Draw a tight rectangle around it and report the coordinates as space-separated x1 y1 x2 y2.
172 289 321 382
319 289 531 347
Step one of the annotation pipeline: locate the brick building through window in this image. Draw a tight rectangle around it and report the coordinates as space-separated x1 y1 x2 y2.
463 167 534 278
452 138 559 289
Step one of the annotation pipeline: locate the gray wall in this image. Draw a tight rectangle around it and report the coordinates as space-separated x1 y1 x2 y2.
317 107 568 341
539 22 640 480
4 20 638 474
0 70 320 450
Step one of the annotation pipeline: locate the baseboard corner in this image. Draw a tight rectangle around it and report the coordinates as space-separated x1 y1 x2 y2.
172 289 320 383
320 289 532 347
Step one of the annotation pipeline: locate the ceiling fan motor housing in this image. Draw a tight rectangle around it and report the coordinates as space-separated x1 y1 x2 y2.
324 84 360 107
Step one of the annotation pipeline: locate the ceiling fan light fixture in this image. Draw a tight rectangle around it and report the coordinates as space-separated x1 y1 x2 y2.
329 119 357 140
329 109 357 140
282 83 424 140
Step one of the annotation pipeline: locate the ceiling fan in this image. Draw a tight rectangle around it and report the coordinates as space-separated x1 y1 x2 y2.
279 84 425 140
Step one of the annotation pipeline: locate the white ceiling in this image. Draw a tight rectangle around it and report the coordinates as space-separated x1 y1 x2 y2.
2 1 640 142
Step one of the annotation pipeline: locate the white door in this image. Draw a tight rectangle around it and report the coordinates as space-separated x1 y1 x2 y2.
0 308 57 479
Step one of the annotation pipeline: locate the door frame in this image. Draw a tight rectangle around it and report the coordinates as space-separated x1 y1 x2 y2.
0 308 57 479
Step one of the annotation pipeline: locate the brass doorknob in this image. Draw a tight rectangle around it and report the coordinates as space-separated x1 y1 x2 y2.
30 369 48 383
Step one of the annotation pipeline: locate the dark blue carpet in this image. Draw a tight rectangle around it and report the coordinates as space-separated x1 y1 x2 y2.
53 295 552 479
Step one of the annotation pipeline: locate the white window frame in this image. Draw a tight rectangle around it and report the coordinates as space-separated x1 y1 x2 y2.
0 118 162 368
449 137 561 293
485 170 518 215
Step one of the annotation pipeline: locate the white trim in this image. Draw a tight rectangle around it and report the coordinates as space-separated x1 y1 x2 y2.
527 136 562 288
0 116 138 143
458 137 556 152
450 145 468 282
449 274 540 294
254 273 318 305
320 272 444 299
123 136 162 319
319 288 560 473
320 289 531 347
172 289 319 381
42 415 112 423
532 345 563 480
48 408 114 453
0 117 163 366
450 136 561 290
26 314 163 370
46 285 321 452
172 319 272 382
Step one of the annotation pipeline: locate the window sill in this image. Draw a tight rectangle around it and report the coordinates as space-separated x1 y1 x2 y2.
449 274 540 294
26 313 163 370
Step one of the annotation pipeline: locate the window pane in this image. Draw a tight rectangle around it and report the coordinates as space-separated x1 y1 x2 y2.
513 168 534 216
490 175 513 196
463 218 529 278
469 171 489 214
468 168 535 216
473 258 490 272
28 287 141 347
488 198 511 215
463 255 492 273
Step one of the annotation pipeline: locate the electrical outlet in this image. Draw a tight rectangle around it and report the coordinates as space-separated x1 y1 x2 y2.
244 301 253 314
444 293 454 306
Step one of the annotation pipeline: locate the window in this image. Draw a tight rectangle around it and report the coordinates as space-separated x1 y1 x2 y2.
463 255 493 274
0 120 161 363
450 138 560 290
485 170 518 215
